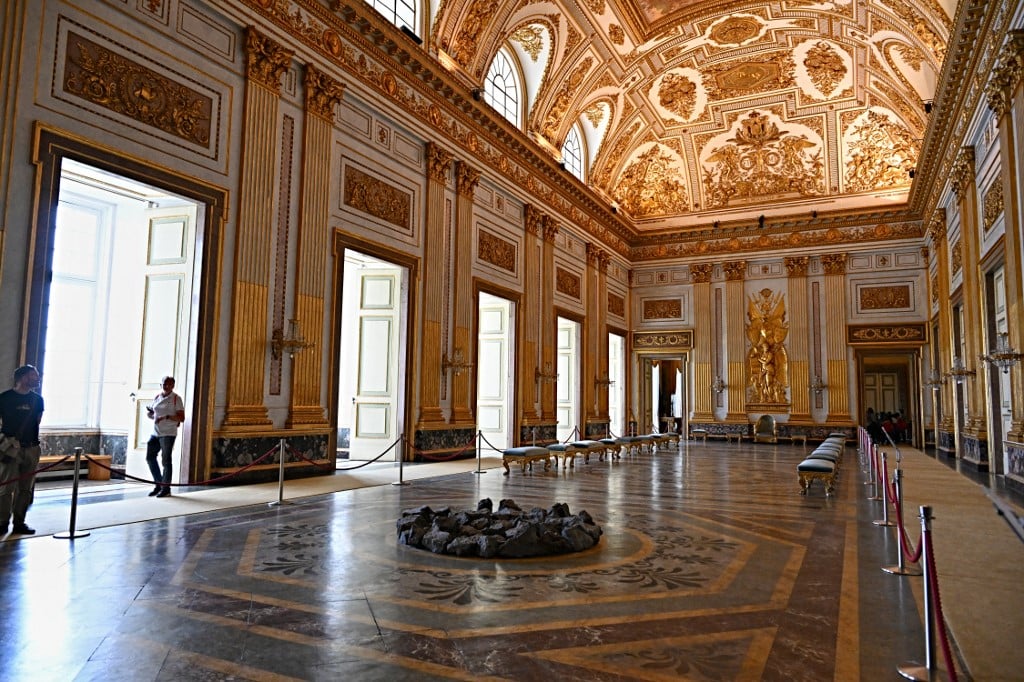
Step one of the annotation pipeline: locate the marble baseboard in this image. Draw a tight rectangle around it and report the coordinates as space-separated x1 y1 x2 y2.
585 422 610 439
412 427 477 461
961 434 989 470
211 434 332 485
40 431 127 460
519 423 556 445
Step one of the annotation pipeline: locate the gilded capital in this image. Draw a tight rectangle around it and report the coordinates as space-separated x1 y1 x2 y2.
586 243 609 271
950 147 975 200
456 161 481 197
245 27 293 92
723 261 746 281
821 253 847 275
784 256 809 277
426 143 453 183
524 204 543 237
927 209 947 244
304 65 344 121
542 215 559 242
690 263 713 283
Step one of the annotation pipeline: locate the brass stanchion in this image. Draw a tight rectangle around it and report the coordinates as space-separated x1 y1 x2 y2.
884 468 923 575
473 430 486 475
899 506 948 681
268 438 293 507
392 434 409 486
874 452 896 526
54 447 90 539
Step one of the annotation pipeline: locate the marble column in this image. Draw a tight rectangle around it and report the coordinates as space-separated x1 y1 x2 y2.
417 143 452 425
986 33 1024 440
449 161 480 426
223 28 293 430
785 257 812 422
723 261 747 422
690 263 714 422
821 254 853 424
287 65 344 428
950 147 988 437
540 216 559 422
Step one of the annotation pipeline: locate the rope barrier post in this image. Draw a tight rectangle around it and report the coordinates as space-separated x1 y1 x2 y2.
874 452 895 526
869 446 884 501
865 442 877 486
899 506 945 681
268 438 293 507
473 430 486 475
392 434 409 486
54 447 90 540
884 467 923 576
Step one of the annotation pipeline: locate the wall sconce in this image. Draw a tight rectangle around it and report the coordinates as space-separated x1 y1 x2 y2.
711 375 726 394
923 368 946 390
979 332 1024 374
441 347 473 376
535 362 558 383
944 356 976 384
809 375 827 396
271 319 312 359
595 373 615 388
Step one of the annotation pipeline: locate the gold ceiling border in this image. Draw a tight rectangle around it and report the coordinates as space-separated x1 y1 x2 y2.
847 323 927 345
912 0 1010 219
242 0 634 257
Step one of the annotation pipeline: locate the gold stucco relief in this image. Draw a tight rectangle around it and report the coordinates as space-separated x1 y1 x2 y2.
747 289 790 405
844 110 918 192
613 145 690 217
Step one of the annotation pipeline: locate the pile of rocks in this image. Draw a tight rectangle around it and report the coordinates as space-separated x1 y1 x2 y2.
396 498 603 558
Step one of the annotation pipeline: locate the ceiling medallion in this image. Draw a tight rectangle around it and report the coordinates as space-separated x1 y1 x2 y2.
658 72 697 120
613 145 690 217
716 62 780 92
708 15 764 46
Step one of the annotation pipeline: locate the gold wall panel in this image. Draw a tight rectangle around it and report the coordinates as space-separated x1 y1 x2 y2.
642 298 682 320
343 166 411 229
858 285 911 310
556 266 581 300
477 230 516 272
633 330 693 350
847 324 927 344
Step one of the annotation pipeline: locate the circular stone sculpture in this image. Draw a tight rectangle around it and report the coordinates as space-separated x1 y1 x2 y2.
396 498 603 558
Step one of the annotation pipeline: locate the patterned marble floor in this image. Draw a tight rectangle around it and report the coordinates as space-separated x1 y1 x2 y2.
0 442 940 680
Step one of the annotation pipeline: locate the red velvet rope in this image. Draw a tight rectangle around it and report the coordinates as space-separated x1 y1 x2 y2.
79 446 281 487
925 527 960 682
287 445 341 471
0 454 73 486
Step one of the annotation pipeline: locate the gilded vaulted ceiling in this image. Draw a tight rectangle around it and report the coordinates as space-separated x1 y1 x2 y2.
433 0 953 232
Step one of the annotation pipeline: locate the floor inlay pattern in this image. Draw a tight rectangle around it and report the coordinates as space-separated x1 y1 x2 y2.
0 443 927 680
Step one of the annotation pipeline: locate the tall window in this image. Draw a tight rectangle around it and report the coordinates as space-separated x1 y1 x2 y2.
562 124 585 182
366 0 417 31
484 48 522 128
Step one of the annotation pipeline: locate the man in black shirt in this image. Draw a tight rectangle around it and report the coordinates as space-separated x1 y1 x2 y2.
0 365 44 535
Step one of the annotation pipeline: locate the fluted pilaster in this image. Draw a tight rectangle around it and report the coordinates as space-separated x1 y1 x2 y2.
223 28 293 429
785 257 812 422
540 217 558 421
519 205 544 430
417 142 452 424
450 161 480 425
821 254 853 423
691 264 713 421
723 261 747 421
287 65 344 428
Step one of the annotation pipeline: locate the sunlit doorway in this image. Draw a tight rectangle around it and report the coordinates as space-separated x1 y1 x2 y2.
477 292 515 454
43 159 200 483
556 317 580 442
336 249 409 463
608 332 625 437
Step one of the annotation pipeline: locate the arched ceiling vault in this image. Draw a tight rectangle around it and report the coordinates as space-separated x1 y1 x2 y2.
434 0 952 234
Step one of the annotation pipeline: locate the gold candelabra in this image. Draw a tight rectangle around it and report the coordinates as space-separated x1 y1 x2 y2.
979 332 1024 374
271 319 312 359
944 356 976 384
809 375 827 396
711 375 726 394
441 347 473 376
535 362 558 383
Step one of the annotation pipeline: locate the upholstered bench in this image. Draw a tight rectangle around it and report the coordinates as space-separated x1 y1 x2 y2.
798 458 837 496
547 443 586 468
598 438 626 460
725 432 743 444
690 428 709 442
571 440 606 461
788 434 808 446
501 447 552 475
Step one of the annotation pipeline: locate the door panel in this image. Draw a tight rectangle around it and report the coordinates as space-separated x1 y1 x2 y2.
477 296 511 451
556 319 578 442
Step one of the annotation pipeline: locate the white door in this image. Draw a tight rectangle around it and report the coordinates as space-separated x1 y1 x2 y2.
994 268 1012 443
345 270 402 460
556 317 579 442
608 333 624 436
127 205 196 480
477 293 513 453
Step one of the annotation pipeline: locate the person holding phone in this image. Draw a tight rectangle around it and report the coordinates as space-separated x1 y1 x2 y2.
145 376 185 498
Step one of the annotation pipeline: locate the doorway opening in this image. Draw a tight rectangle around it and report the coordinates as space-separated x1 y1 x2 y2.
608 332 625 436
984 265 1010 474
336 249 409 463
858 351 920 448
476 292 515 454
556 317 580 442
637 355 687 436
43 158 202 482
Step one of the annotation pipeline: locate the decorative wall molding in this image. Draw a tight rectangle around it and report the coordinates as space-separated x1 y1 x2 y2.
343 165 411 229
847 324 927 344
633 330 693 350
858 284 912 311
642 298 682 320
555 266 581 299
477 230 516 272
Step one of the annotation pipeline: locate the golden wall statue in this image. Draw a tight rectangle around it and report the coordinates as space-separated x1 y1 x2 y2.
746 289 790 405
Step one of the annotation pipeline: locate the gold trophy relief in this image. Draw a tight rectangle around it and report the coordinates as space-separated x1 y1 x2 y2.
746 288 790 405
